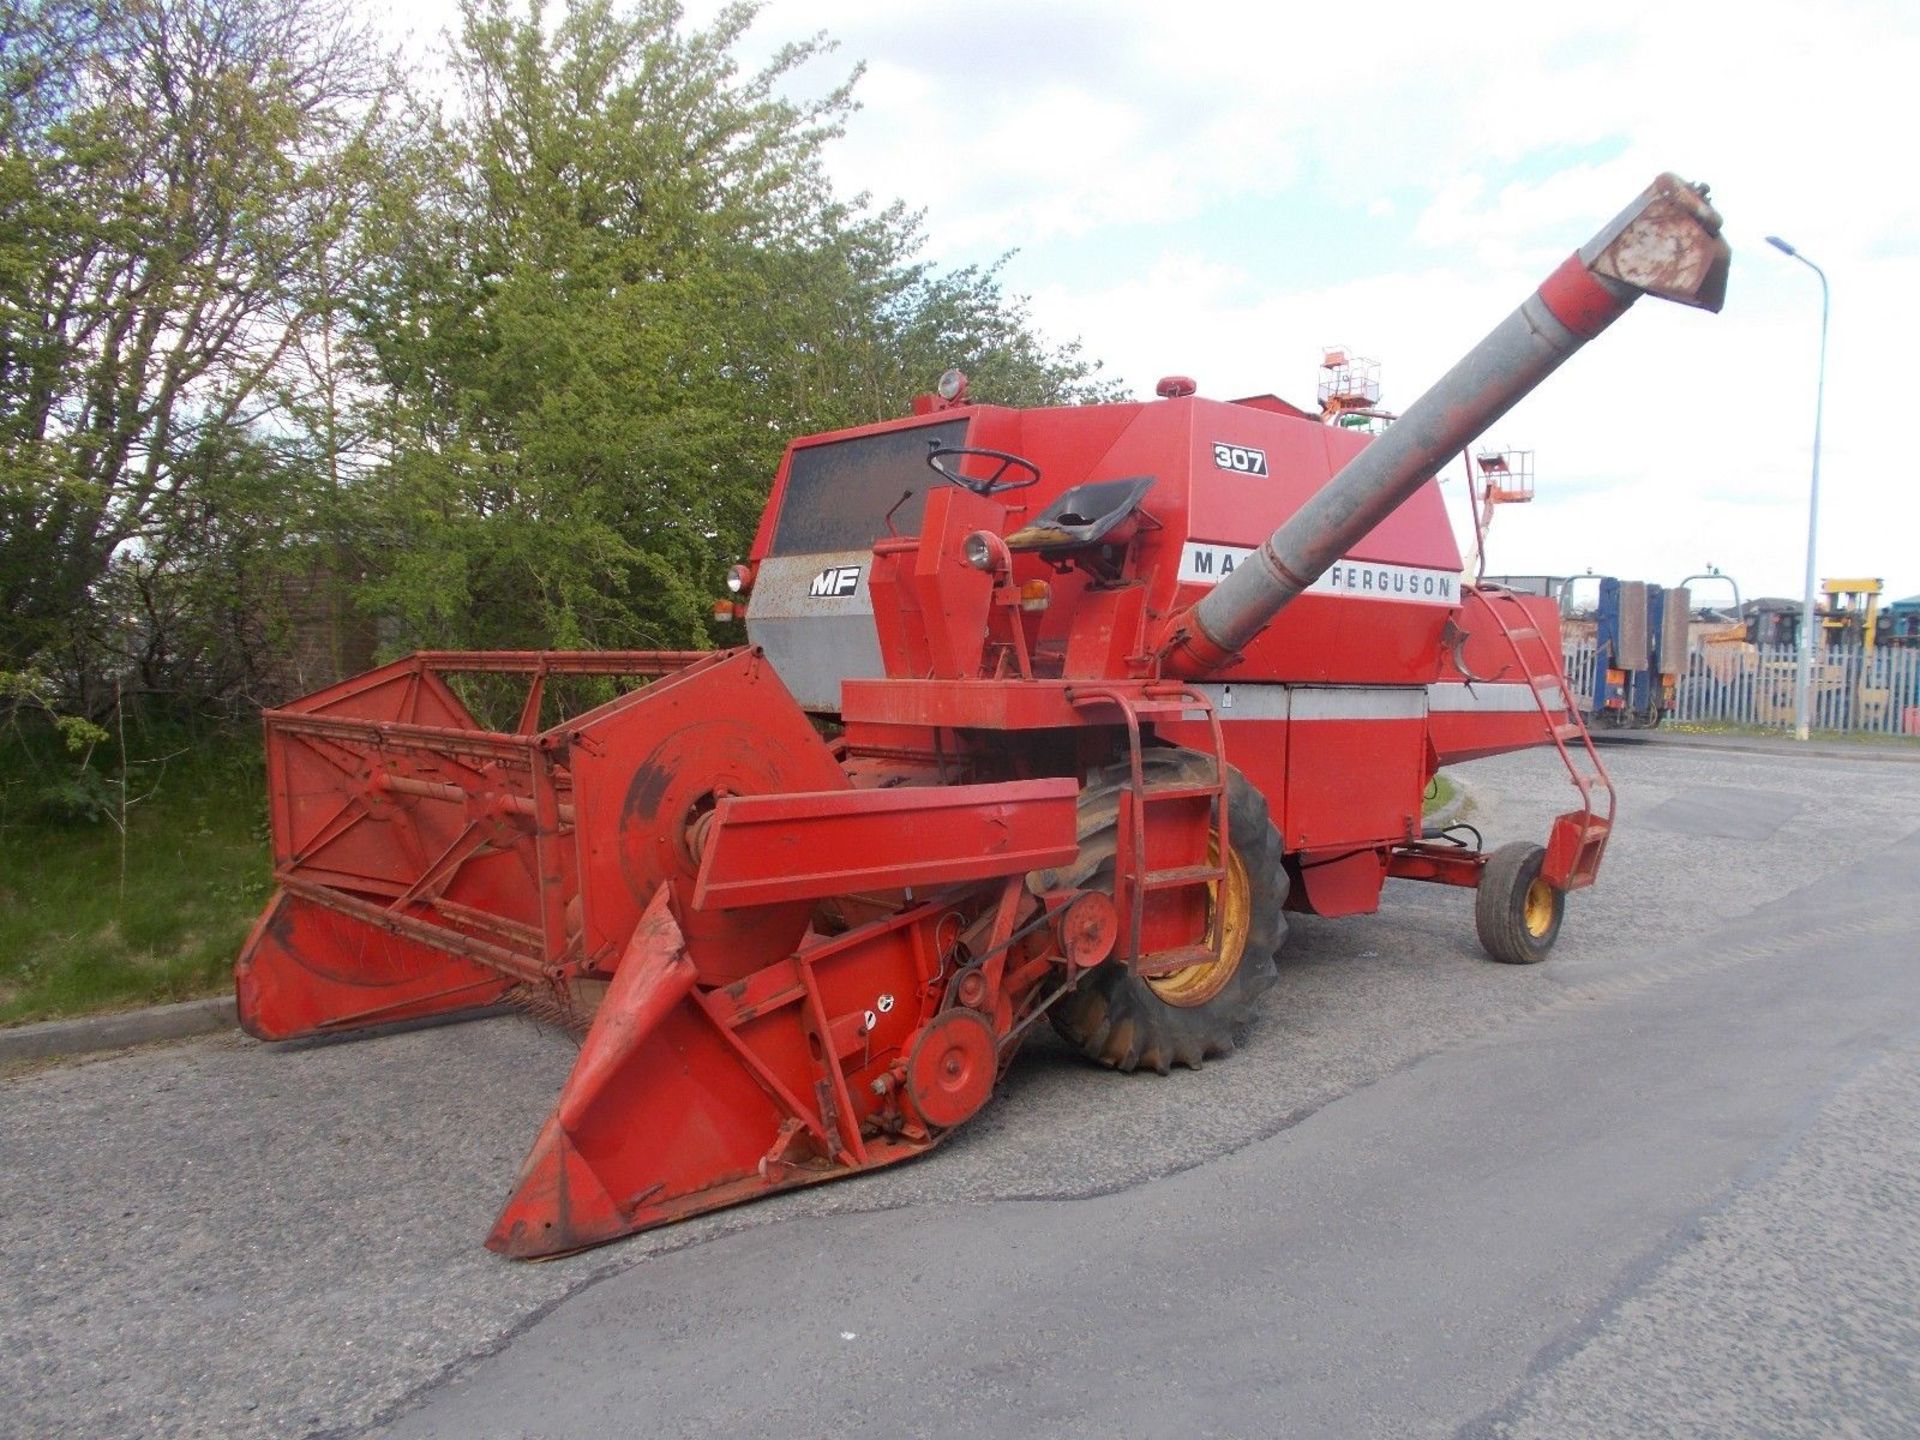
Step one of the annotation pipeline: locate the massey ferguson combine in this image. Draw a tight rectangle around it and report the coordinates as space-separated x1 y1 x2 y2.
237 174 1729 1257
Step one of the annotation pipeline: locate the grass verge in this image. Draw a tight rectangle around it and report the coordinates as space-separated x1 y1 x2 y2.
0 732 271 1026
1423 772 1459 818
0 734 1469 1027
1662 721 1920 748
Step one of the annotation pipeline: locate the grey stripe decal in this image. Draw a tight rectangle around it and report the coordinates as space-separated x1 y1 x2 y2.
1190 682 1564 721
1429 681 1565 713
1288 687 1427 721
1193 684 1427 722
1191 683 1290 720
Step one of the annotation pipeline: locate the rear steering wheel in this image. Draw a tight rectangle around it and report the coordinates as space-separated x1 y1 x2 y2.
926 443 1041 497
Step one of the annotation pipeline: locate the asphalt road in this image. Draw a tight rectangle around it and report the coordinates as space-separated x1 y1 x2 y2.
4 740 1919 1439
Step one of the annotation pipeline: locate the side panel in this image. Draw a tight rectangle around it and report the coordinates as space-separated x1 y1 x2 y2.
236 890 516 1040
1291 850 1391 917
691 779 1079 910
1428 682 1560 764
744 549 883 712
1429 591 1568 763
1228 588 1455 687
1161 683 1427 858
1281 688 1426 856
1030 396 1464 687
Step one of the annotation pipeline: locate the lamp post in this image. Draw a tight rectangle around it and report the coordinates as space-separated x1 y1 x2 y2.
1766 234 1829 742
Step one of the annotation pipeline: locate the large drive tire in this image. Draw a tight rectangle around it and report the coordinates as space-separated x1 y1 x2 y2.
1047 749 1288 1074
1475 841 1563 964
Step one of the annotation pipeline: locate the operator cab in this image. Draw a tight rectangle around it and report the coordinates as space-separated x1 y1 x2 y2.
747 414 980 711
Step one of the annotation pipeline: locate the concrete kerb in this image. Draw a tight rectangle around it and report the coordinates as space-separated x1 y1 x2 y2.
0 998 539 1068
0 994 237 1066
1592 730 1920 765
1425 771 1473 833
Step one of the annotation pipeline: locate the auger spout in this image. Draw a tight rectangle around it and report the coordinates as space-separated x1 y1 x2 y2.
1156 172 1730 677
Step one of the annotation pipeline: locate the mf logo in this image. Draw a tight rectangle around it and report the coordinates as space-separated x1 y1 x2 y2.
808 565 862 598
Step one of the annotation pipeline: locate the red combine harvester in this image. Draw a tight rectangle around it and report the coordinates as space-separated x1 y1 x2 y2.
237 175 1729 1258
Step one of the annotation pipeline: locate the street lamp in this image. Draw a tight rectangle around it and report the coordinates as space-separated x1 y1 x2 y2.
1766 234 1829 742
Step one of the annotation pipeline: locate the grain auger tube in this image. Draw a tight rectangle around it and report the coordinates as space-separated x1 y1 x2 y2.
1156 172 1728 676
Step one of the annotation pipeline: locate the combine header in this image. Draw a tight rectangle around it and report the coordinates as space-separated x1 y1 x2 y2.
238 175 1730 1257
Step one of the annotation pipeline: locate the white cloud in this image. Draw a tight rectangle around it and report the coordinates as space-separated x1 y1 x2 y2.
388 0 1920 598
782 0 1920 598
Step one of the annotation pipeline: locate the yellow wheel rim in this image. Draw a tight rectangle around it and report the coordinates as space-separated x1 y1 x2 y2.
1522 877 1557 938
1146 842 1250 1008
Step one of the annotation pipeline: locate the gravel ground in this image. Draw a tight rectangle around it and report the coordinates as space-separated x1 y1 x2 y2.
1483 1041 1920 1440
3 739 1917 1438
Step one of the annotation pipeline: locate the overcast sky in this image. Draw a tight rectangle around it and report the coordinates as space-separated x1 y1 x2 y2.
385 0 1920 602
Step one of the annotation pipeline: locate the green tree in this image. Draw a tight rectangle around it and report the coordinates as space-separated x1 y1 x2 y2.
351 0 1116 653
0 0 388 706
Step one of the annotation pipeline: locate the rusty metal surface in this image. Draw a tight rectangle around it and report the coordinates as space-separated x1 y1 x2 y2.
1618 580 1651 670
1581 172 1730 311
1661 585 1693 670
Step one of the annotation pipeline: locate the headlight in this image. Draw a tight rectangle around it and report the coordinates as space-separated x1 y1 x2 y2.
726 563 753 595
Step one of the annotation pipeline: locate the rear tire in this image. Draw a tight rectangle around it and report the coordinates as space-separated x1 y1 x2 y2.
1048 750 1287 1074
1475 841 1563 964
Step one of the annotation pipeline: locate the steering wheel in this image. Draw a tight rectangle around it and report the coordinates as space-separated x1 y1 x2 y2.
925 443 1041 497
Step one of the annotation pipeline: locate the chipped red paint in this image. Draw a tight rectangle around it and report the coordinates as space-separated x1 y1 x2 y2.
1538 252 1631 340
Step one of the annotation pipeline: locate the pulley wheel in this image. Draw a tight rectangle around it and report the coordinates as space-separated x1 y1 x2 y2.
905 1009 998 1130
1056 890 1119 969
612 713 842 983
949 962 993 1012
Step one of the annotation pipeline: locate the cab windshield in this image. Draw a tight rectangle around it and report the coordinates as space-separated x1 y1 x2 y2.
768 418 968 555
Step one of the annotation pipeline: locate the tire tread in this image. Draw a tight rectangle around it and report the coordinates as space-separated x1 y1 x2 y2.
1049 749 1288 1072
1474 840 1562 965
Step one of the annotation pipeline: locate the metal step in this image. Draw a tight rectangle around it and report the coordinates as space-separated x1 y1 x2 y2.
1137 783 1222 804
1079 695 1205 718
1139 863 1226 891
1133 943 1217 979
